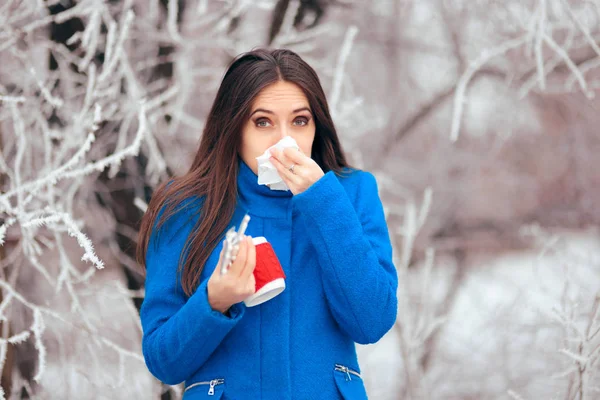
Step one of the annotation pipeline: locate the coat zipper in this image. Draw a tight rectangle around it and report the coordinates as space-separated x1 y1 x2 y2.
334 364 361 381
184 379 225 395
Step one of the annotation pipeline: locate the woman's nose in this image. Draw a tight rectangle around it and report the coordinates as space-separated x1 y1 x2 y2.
277 126 290 139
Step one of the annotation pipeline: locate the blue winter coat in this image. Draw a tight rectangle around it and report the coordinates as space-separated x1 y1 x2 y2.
140 157 398 399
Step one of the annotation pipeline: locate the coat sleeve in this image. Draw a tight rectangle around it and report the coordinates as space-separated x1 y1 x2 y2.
140 201 246 385
292 170 398 344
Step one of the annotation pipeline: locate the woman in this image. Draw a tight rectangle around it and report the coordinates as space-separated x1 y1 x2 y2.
136 48 398 399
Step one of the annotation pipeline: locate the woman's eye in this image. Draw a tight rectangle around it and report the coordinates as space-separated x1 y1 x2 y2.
255 119 271 127
294 117 309 126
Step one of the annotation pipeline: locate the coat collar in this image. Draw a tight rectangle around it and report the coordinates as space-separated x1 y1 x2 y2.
236 157 293 219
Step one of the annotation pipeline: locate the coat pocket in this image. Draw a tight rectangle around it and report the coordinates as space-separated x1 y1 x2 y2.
182 378 225 399
333 364 368 400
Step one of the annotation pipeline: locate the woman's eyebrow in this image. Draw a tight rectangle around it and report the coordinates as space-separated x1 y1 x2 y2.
250 106 312 117
292 107 312 114
250 108 274 116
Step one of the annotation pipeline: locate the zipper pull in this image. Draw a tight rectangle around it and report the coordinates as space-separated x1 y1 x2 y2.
208 380 216 395
341 366 351 381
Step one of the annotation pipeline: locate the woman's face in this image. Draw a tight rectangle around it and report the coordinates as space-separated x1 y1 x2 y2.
239 80 316 174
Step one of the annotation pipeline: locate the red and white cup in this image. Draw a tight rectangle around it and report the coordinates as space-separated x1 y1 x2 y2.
244 237 286 307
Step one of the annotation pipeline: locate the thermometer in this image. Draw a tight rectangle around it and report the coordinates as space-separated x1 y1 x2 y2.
219 214 251 276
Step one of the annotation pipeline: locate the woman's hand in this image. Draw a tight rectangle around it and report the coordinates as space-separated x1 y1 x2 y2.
270 147 325 195
207 236 256 314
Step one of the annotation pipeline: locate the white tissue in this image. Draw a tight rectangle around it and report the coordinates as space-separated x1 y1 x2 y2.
256 136 300 191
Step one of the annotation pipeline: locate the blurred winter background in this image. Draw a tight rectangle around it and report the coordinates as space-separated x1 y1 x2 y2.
1 0 600 399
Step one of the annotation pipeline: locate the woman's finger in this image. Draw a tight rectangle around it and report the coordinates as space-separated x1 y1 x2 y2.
246 274 256 295
212 241 226 277
240 236 256 280
228 237 248 277
271 148 299 170
270 155 301 185
282 147 309 165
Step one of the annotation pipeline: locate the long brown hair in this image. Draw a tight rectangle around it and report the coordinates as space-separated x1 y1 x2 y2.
136 48 351 296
